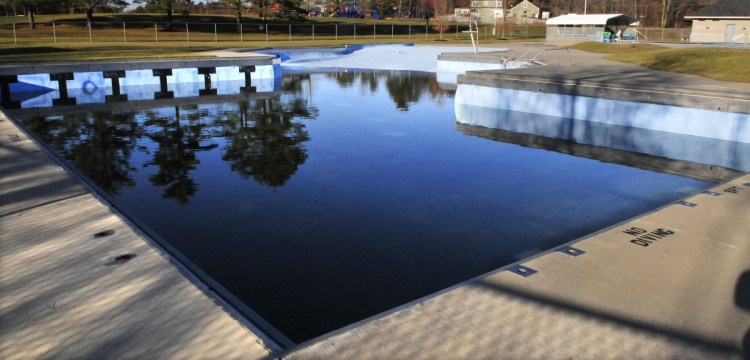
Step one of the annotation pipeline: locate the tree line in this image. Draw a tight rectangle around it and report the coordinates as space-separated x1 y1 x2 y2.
1 0 721 28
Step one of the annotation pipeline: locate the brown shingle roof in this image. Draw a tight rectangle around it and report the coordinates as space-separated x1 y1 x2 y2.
690 0 750 17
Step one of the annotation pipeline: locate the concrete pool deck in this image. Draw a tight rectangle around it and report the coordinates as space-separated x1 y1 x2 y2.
2 46 750 359
443 44 750 114
0 112 277 358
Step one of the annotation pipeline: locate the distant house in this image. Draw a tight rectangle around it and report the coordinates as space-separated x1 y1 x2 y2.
508 0 539 19
470 0 505 24
685 0 750 43
454 8 472 18
545 14 638 42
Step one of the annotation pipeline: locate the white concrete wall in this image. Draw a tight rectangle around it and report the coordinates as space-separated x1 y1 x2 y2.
13 65 277 91
455 103 750 172
690 19 750 43
435 60 524 84
455 84 750 143
17 77 277 109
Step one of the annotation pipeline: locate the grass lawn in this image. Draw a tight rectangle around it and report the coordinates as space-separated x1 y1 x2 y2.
0 38 505 63
569 41 750 83
609 47 750 83
567 41 668 54
0 12 545 63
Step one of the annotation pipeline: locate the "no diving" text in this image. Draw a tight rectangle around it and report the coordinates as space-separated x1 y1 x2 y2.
623 227 675 247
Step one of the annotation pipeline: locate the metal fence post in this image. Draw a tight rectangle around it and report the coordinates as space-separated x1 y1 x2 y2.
408 24 411 39
240 24 243 42
392 24 394 39
354 24 356 40
289 24 291 41
335 24 338 40
214 23 217 42
13 23 17 45
186 22 190 42
123 22 127 42
456 24 458 38
265 25 269 42
525 24 528 38
53 22 57 43
88 22 92 42
312 24 315 41
155 23 158 42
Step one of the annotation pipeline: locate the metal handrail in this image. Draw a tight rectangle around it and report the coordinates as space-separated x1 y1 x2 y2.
732 33 747 44
634 30 649 42
502 44 571 68
534 47 571 66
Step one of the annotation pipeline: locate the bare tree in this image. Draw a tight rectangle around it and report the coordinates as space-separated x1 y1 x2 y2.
219 0 252 32
75 0 127 25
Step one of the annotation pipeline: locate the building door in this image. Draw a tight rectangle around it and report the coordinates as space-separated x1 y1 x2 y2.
725 24 735 42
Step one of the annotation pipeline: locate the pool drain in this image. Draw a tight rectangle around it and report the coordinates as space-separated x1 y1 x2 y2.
104 253 137 266
558 246 586 257
509 265 537 277
679 201 698 208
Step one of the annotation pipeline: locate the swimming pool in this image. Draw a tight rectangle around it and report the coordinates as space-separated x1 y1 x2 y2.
10 67 715 344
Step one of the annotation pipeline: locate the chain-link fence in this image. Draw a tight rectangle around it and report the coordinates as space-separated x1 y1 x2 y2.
638 27 691 42
0 21 691 44
0 21 550 44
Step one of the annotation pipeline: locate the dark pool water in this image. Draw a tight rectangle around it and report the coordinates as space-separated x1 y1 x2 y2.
15 70 711 343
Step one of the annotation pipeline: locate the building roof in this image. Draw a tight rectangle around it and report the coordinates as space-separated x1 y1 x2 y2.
685 0 750 19
510 0 539 11
546 14 637 26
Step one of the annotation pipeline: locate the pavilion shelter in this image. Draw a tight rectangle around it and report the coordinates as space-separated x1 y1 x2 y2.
545 14 638 42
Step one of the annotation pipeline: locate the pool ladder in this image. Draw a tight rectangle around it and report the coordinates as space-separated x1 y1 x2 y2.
500 44 571 68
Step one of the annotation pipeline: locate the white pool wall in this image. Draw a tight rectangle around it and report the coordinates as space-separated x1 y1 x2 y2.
11 65 276 92
456 84 750 144
456 104 750 172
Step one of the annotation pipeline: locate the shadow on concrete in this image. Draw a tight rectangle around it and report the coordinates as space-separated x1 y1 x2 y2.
736 270 750 360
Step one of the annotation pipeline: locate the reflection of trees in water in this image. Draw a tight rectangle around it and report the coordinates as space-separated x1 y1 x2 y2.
281 73 311 93
325 70 452 111
386 71 450 111
144 107 217 204
219 97 316 187
19 70 443 200
326 71 357 88
23 111 139 195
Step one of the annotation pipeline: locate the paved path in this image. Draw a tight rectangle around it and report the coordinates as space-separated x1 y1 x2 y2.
0 111 275 359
